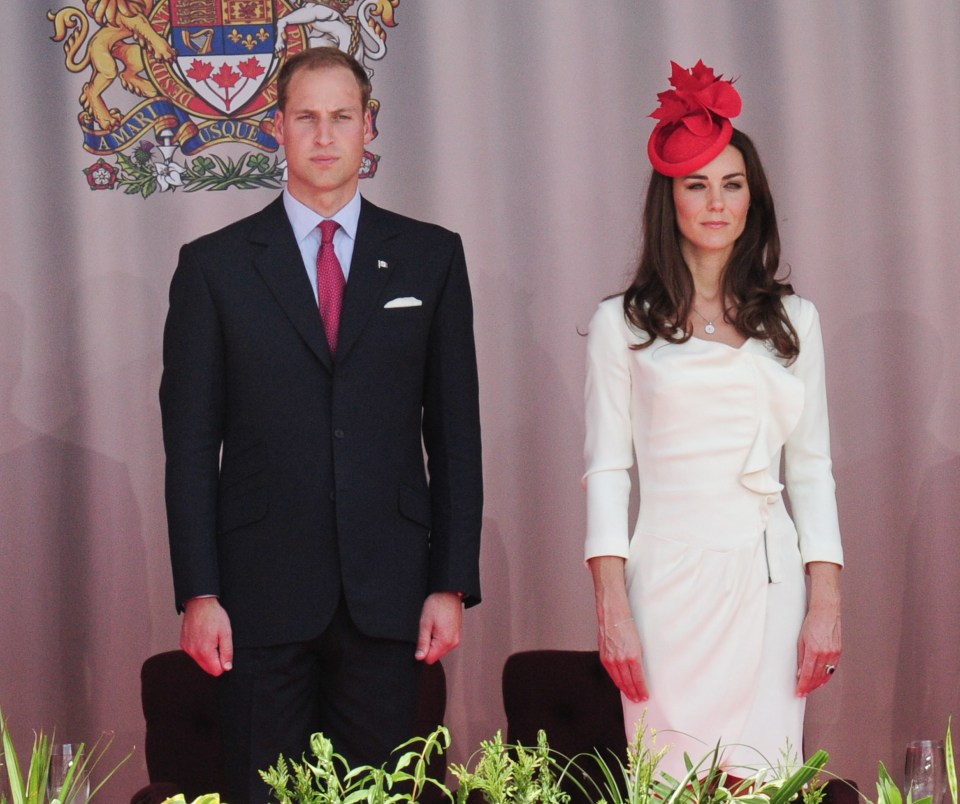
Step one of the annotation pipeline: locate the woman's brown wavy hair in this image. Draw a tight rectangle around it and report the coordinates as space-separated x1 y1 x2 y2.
623 129 799 361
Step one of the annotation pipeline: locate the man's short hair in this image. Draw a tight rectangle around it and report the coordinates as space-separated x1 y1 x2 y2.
276 47 372 111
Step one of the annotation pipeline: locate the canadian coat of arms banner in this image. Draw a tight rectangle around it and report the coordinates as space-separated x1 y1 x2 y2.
48 0 398 196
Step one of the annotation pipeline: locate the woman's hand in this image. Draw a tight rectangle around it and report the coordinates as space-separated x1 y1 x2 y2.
796 561 842 696
588 556 649 703
598 613 649 703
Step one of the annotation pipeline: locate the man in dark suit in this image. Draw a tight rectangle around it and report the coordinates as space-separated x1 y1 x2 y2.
159 47 482 803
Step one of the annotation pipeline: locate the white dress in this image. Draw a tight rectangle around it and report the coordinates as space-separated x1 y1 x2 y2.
583 294 843 780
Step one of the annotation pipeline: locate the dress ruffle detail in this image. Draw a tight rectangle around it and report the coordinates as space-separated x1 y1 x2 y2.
738 353 805 497
738 354 805 582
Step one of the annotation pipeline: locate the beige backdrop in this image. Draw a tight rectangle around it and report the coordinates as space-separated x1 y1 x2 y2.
1 0 958 798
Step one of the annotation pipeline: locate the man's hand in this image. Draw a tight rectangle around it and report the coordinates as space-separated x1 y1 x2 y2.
415 591 462 665
180 596 234 676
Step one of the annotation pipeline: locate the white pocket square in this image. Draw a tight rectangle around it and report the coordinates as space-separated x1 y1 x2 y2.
384 297 422 309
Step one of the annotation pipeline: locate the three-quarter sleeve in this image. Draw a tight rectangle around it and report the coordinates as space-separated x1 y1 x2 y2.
583 298 637 561
783 296 844 567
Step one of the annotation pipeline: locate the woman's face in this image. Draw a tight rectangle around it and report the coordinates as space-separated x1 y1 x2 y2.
672 144 750 264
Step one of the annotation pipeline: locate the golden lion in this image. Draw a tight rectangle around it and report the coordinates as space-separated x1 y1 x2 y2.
49 0 175 132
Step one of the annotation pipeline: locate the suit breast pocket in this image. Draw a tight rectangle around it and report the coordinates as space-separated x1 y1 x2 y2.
379 305 425 325
374 305 427 360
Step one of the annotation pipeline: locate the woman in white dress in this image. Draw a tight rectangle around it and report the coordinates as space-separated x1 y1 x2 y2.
583 61 843 781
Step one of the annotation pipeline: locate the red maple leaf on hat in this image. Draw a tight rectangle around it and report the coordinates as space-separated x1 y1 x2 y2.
651 59 742 135
238 57 265 80
186 59 214 82
212 63 241 90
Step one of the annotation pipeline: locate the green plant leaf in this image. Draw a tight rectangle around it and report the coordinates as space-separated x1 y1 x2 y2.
877 761 904 804
1 710 26 804
1 709 131 804
947 717 957 804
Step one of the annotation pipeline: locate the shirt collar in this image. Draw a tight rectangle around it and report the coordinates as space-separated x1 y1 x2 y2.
283 188 362 245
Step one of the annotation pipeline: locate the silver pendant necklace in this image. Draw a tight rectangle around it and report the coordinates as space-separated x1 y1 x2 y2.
692 306 718 335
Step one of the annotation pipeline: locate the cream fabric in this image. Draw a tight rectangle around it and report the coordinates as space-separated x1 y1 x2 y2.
583 294 843 777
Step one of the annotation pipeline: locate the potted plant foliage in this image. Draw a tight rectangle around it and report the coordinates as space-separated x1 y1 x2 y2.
0 708 130 804
258 726 452 804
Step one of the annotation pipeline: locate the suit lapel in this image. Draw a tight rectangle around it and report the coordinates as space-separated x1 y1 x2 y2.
249 196 333 370
337 198 399 363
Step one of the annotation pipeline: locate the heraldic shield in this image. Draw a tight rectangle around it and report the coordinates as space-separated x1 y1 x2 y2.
171 0 276 115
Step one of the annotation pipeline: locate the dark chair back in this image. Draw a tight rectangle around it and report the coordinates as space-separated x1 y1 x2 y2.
503 649 626 801
133 650 223 803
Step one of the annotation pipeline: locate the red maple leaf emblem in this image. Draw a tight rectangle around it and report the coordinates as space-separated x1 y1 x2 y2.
650 60 741 131
211 63 241 90
186 59 214 81
238 57 265 80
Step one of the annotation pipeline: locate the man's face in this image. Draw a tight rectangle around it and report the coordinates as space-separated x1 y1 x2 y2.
275 65 373 215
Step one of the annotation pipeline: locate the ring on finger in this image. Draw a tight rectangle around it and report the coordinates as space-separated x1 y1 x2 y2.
824 664 836 675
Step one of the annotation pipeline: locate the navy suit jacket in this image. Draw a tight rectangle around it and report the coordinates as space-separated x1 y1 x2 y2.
160 195 482 648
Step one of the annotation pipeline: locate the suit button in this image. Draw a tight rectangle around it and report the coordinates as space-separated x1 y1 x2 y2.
334 428 345 439
329 491 336 501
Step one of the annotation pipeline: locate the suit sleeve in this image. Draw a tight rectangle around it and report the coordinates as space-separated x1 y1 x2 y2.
783 297 844 567
582 299 634 562
159 244 226 609
420 234 483 606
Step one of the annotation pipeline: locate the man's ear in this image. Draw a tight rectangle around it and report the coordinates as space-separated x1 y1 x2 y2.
363 108 373 145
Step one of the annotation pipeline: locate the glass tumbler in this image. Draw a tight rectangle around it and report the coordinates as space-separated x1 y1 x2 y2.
905 739 947 804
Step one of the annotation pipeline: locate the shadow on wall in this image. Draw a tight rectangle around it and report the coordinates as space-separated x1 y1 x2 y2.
891 452 960 776
812 308 957 788
0 291 150 788
442 515 514 768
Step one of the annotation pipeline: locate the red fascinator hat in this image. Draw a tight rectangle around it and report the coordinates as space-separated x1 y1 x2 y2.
647 60 742 177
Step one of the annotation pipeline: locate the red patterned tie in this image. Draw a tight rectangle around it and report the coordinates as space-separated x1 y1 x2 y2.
316 219 345 355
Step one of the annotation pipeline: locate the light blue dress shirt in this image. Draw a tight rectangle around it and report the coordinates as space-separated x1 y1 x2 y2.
282 188 362 303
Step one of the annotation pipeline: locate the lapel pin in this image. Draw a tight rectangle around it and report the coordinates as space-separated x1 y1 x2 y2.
377 259 389 270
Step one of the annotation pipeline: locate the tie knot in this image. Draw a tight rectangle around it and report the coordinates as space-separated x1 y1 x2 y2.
319 219 339 245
